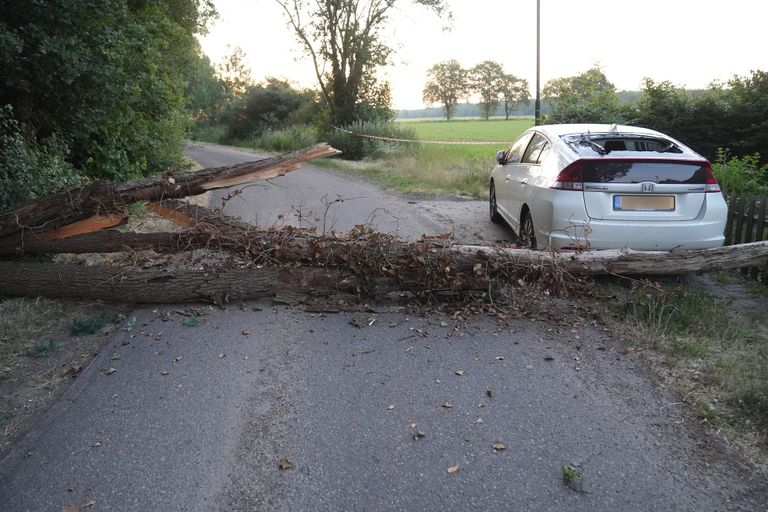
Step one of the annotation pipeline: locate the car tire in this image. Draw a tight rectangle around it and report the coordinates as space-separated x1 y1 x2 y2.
519 210 537 249
489 181 502 224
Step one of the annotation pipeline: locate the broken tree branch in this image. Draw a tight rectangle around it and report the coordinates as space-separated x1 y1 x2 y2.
0 143 340 239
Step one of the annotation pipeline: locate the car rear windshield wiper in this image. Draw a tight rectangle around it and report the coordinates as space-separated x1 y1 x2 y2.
577 136 606 155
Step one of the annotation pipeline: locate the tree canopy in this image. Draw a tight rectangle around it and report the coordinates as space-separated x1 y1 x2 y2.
543 67 621 124
469 61 504 120
423 60 469 121
275 0 448 127
0 0 215 186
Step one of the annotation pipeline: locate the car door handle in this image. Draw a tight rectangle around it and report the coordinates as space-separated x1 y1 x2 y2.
505 176 511 182
519 178 528 185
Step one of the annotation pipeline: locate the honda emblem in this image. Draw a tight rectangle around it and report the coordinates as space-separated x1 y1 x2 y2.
641 182 655 192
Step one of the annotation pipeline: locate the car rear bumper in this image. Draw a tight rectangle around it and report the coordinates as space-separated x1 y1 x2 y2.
524 187 728 252
544 221 725 251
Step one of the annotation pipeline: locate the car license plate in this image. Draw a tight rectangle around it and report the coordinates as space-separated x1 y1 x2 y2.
613 195 675 211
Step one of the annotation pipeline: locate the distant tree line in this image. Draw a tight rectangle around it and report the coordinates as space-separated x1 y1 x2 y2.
422 60 530 121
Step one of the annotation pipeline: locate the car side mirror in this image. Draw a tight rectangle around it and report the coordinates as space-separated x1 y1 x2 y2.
496 150 506 164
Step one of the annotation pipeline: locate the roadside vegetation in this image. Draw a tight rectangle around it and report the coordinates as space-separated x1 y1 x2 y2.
0 298 67 376
319 119 531 198
601 275 768 447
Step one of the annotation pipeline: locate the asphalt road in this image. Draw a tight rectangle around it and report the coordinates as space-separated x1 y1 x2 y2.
0 144 764 511
184 142 512 243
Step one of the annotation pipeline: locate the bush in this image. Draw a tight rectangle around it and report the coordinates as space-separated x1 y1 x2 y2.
253 124 319 152
189 123 227 144
220 79 318 142
324 121 418 160
712 150 768 197
0 106 81 211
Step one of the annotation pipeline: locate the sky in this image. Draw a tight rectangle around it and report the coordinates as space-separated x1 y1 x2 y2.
198 0 768 110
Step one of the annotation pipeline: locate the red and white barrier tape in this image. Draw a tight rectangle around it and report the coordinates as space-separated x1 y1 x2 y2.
331 126 508 146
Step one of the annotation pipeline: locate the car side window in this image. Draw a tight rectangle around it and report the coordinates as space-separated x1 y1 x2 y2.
522 133 548 164
505 132 534 164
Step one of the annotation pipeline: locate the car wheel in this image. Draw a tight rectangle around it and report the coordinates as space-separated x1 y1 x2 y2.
519 210 537 249
489 181 502 223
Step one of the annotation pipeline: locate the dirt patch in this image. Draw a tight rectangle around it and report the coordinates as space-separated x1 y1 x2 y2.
0 300 130 458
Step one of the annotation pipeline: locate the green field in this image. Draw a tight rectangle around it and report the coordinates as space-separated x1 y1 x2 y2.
397 118 533 144
322 118 534 199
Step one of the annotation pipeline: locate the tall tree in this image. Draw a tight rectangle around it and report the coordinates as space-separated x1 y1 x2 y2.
0 0 215 181
423 60 469 121
217 46 253 101
469 60 504 120
499 74 530 120
186 47 225 123
274 0 448 127
543 67 621 124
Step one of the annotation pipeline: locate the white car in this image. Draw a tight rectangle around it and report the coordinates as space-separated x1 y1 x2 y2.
489 123 727 250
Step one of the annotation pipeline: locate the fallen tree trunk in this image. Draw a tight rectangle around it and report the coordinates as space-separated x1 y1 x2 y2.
0 262 360 304
3 227 766 276
1 232 766 304
0 143 339 239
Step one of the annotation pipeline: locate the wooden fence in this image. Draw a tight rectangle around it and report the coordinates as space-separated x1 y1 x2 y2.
724 192 768 281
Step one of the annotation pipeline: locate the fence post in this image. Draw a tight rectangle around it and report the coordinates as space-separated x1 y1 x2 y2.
754 199 768 281
724 192 736 246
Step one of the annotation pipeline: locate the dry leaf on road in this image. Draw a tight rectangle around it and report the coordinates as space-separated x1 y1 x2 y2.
442 400 454 409
492 442 506 451
455 370 465 376
278 458 294 470
447 465 460 474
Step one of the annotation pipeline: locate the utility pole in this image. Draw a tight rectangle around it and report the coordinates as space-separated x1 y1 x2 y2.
534 0 541 126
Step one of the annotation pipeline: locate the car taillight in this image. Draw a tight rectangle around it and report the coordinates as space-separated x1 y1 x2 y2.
704 162 720 193
551 162 583 191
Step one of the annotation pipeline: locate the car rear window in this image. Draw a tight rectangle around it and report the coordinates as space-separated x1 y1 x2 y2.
581 161 706 184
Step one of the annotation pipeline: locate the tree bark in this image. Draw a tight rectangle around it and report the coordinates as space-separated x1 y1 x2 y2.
0 143 339 239
0 262 358 304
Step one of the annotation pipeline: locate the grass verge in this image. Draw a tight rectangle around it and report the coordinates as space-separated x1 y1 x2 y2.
315 143 497 199
0 297 66 375
600 275 768 446
315 118 531 198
